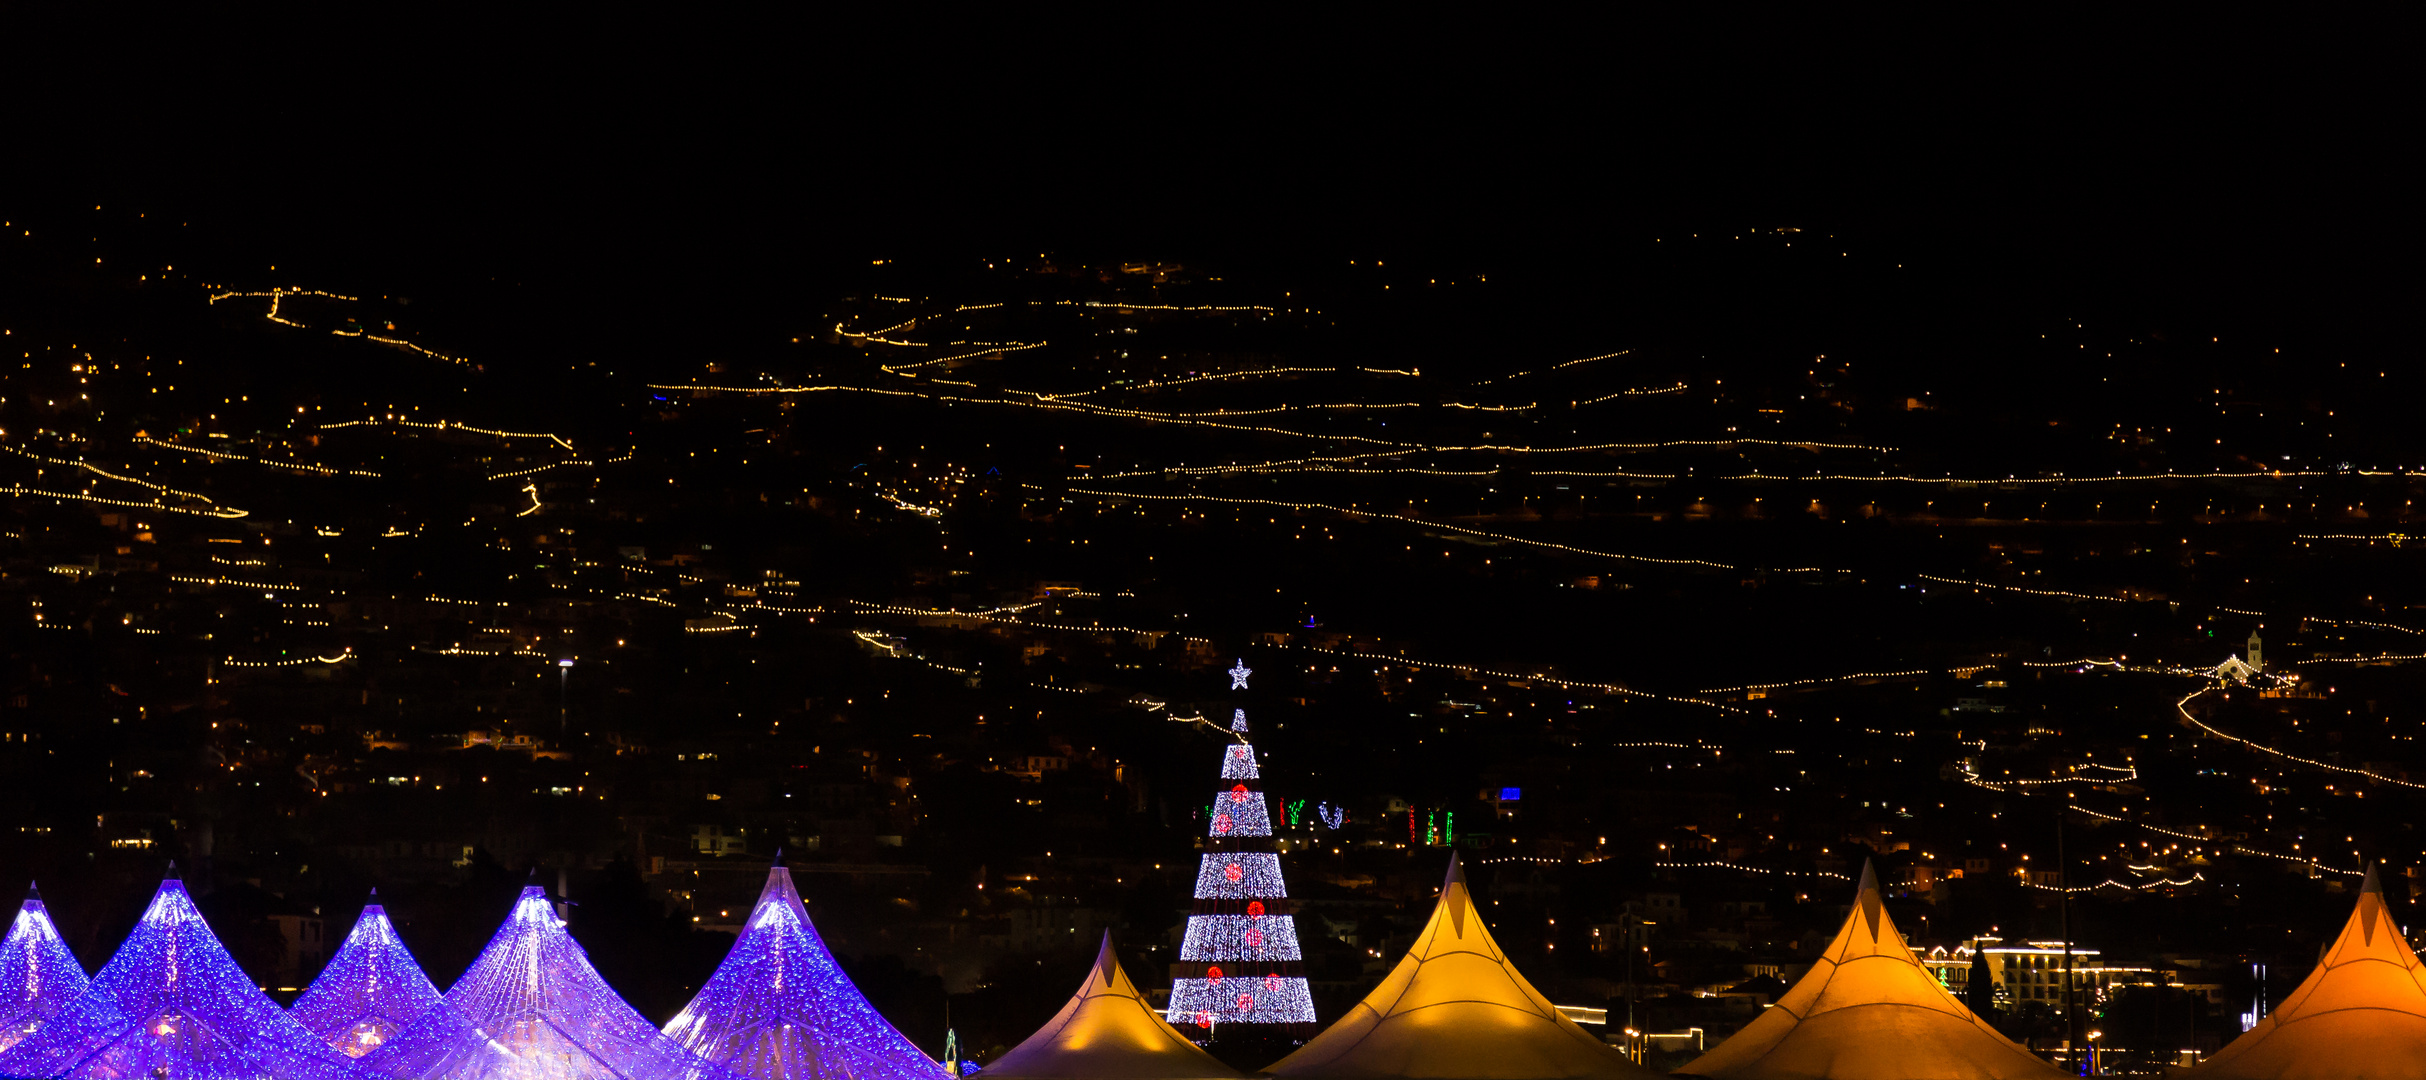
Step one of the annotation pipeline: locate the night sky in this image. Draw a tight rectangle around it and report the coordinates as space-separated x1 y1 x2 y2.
9 12 2411 361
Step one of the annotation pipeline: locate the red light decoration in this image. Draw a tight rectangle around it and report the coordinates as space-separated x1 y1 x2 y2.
1224 862 1243 883
1207 966 1224 984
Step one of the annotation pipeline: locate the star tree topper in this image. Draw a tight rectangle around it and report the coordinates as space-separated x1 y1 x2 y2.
1229 658 1252 690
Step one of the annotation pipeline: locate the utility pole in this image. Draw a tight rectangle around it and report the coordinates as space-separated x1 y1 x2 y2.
1621 911 1642 1062
2058 814 2079 1074
556 659 574 737
2151 977 2163 1072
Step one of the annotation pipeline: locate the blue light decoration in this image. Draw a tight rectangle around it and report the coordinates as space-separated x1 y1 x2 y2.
0 865 361 1080
1166 708 1316 1032
0 884 90 1052
663 858 945 1080
357 880 743 1080
288 888 442 1058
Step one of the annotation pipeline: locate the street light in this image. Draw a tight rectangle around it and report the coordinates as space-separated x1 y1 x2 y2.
557 659 574 736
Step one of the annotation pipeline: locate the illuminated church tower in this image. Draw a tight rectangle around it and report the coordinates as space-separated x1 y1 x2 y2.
1165 707 1316 1035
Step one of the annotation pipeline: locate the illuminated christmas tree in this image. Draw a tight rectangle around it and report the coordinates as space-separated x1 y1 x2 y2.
0 884 90 1053
0 865 360 1080
289 888 442 1058
664 858 944 1080
1165 709 1315 1034
357 877 742 1080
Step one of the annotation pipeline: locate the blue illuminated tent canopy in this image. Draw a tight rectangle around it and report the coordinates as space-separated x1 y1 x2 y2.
0 884 90 1053
664 857 944 1080
357 877 743 1080
288 888 443 1058
0 864 360 1080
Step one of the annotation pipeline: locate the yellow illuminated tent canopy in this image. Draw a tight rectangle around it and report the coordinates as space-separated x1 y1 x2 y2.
1265 853 1659 1080
1678 860 2059 1080
980 932 1244 1080
2191 864 2426 1080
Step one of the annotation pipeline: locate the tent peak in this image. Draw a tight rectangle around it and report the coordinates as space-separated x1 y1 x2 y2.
2363 861 2382 895
22 880 38 902
1853 859 1885 944
1267 846 1654 1080
365 886 380 902
986 932 1244 1080
771 846 785 868
1676 854 2055 1079
163 859 182 882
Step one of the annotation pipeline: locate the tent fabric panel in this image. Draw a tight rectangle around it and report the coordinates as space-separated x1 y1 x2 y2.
0 878 360 1080
1264 998 1637 1080
1265 859 1655 1080
287 902 443 1059
2194 870 2426 1078
0 898 91 1054
2190 1010 2426 1080
1677 863 2057 1080
1684 1005 2064 1080
1802 954 1979 1015
355 887 740 1080
2269 959 2426 1020
662 868 941 1080
980 936 1242 1080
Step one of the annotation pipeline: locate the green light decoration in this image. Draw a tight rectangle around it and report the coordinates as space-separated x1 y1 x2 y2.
1287 800 1306 826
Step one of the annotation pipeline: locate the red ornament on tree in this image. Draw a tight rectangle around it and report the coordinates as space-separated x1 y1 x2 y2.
1243 928 1263 948
1230 784 1250 804
1213 813 1233 834
1207 965 1224 985
1246 901 1265 918
1223 862 1243 883
1236 993 1256 1011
